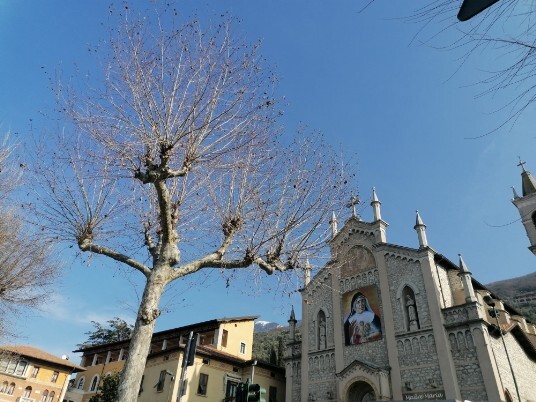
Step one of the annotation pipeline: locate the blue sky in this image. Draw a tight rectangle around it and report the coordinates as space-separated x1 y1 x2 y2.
1 1 534 358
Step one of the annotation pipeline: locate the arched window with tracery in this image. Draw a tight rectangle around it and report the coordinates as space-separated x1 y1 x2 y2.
403 286 420 331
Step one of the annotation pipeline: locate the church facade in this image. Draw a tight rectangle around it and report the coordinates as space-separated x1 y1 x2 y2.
285 188 536 402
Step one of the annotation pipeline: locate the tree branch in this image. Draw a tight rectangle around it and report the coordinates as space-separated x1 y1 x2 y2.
78 240 151 277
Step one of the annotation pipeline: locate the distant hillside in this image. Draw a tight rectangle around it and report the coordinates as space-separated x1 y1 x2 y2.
254 320 282 333
486 272 536 323
486 272 536 299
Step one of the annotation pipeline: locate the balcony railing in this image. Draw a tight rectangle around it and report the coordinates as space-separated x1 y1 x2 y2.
17 397 35 402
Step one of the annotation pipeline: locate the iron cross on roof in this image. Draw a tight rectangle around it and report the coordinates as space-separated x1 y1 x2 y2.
346 194 360 218
517 157 527 172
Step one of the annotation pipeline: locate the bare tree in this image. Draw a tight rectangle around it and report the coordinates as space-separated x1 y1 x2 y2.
0 138 56 341
367 0 536 131
29 11 354 401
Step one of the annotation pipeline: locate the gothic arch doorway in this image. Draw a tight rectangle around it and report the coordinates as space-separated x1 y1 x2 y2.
347 380 376 402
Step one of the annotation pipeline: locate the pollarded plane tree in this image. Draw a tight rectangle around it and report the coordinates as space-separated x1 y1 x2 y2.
30 11 354 402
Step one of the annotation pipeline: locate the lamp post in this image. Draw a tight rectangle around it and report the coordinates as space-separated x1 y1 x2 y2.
483 295 522 402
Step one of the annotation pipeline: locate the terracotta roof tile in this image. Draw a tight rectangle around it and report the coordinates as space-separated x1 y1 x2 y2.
1 345 85 372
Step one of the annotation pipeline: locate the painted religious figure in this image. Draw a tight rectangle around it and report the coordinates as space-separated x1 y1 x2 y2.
343 286 382 345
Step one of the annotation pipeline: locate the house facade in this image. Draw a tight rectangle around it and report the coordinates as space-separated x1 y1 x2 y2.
0 345 84 402
65 316 285 402
285 188 536 402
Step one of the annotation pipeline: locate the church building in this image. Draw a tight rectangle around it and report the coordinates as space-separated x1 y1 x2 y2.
285 187 536 402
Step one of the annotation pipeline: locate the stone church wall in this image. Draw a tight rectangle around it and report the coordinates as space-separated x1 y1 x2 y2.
396 330 443 392
448 327 488 401
384 255 430 333
490 330 536 401
434 264 454 308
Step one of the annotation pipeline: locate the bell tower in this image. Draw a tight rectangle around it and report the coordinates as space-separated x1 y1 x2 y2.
512 158 536 256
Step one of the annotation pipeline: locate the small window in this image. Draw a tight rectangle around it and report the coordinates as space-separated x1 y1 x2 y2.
24 386 32 398
240 342 246 354
51 371 59 383
48 391 55 402
7 383 15 395
90 375 99 392
202 358 210 365
41 390 49 402
77 377 85 390
156 370 166 392
14 360 28 376
0 381 7 393
197 373 209 396
222 330 228 347
32 367 40 378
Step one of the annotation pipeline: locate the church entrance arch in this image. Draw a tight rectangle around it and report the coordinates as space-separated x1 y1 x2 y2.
346 380 376 402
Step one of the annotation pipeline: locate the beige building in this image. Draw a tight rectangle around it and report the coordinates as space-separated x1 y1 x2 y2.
285 188 536 402
0 345 84 402
65 316 285 402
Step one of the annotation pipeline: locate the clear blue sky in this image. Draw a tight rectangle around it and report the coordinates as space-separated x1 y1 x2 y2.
1 1 534 357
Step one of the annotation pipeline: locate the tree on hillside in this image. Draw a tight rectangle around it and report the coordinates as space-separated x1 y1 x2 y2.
77 318 133 349
29 9 354 401
0 139 56 341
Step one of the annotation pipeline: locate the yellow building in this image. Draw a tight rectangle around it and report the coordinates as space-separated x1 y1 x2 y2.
0 345 84 402
65 316 285 402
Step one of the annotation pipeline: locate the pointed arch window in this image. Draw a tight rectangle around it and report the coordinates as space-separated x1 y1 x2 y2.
403 286 420 331
317 310 327 350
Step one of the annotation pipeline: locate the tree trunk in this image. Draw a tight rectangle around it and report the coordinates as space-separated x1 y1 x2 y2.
117 271 166 402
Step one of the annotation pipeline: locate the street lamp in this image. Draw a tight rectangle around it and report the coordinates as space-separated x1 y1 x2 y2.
483 295 522 401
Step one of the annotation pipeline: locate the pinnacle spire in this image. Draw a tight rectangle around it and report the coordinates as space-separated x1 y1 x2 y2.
329 211 338 238
512 186 520 200
458 254 470 274
289 305 296 322
458 254 477 302
414 210 425 228
371 187 382 221
304 258 311 286
414 210 428 248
